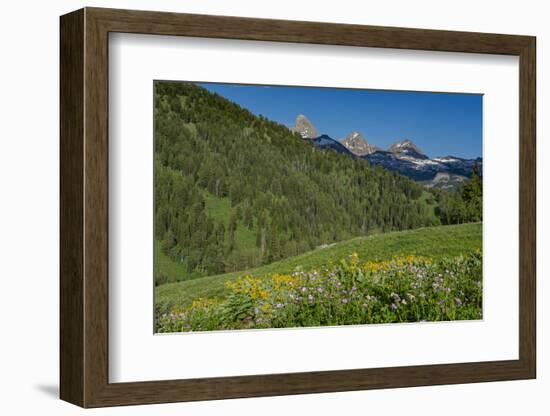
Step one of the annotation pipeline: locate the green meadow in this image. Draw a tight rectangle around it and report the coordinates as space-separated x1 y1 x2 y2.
155 222 481 314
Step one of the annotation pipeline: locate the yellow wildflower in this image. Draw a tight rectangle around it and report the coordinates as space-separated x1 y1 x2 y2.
271 273 300 290
227 275 269 300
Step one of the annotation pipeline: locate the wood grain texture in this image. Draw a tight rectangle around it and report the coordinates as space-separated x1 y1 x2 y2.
59 8 85 407
518 38 537 376
59 7 537 408
83 10 110 406
88 7 532 54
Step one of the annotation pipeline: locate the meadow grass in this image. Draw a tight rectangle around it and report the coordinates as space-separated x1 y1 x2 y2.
155 222 481 312
203 193 256 250
157 249 482 332
154 240 199 284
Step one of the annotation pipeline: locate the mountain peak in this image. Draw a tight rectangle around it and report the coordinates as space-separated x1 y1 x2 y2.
342 131 378 156
291 114 318 139
390 139 418 151
389 139 426 158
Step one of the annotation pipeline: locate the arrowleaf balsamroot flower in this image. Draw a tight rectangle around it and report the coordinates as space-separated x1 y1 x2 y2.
156 250 482 332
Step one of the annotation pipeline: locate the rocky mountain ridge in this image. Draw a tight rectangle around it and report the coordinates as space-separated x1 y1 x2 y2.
341 131 379 156
290 115 482 184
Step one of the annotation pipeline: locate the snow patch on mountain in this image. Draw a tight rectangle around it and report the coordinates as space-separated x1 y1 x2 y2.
289 114 482 182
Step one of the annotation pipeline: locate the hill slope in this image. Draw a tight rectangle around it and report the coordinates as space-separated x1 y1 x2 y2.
155 222 482 311
155 81 442 282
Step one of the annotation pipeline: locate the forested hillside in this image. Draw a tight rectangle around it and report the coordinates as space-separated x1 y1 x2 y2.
432 163 483 224
155 82 444 283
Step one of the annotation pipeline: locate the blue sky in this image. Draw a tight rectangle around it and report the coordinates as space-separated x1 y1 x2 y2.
199 82 482 159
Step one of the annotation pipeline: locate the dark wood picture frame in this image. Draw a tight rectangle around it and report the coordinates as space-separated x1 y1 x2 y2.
60 7 536 408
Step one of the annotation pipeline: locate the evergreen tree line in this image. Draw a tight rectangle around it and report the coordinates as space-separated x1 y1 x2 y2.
431 164 483 225
154 81 480 283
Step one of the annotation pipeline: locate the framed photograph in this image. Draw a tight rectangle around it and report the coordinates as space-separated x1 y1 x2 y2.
60 7 536 408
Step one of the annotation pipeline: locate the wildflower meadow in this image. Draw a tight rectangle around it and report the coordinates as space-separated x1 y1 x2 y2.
153 81 483 334
156 249 482 332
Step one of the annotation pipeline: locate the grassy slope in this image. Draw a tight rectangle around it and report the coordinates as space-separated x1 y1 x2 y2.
203 193 256 250
156 222 481 309
154 240 194 283
419 190 438 220
156 191 439 285
155 193 257 284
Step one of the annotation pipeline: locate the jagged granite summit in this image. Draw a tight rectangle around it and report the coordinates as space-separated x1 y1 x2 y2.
388 139 428 160
288 115 481 184
341 131 378 156
290 114 318 139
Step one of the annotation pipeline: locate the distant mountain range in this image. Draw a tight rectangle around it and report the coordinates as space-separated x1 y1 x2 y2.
290 115 482 186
